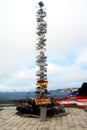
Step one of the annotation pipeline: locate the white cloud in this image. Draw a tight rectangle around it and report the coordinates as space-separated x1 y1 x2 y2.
75 50 87 67
48 62 87 89
0 0 87 91
47 0 87 59
0 67 36 91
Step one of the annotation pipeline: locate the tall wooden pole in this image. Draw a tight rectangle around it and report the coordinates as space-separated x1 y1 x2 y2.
36 1 48 121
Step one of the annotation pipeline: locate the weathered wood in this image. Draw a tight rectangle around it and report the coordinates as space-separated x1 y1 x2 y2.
0 107 87 130
35 98 51 105
40 106 46 121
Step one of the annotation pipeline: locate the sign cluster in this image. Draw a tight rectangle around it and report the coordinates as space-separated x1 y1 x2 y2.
36 2 48 95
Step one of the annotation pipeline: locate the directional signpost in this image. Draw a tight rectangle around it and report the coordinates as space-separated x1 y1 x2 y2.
35 1 49 121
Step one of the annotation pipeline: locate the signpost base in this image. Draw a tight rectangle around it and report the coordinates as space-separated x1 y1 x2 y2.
40 106 46 121
35 97 51 121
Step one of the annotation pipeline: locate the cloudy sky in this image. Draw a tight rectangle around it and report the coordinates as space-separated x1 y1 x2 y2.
0 0 87 91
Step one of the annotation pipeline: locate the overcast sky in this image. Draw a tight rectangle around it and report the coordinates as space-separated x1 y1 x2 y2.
0 0 87 91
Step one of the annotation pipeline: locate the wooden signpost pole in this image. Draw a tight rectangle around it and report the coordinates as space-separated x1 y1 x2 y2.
36 1 49 121
40 106 46 121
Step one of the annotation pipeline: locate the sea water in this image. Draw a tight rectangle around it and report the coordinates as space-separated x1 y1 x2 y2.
0 91 70 101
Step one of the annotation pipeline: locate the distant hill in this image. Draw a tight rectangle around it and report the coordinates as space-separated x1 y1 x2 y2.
50 88 78 92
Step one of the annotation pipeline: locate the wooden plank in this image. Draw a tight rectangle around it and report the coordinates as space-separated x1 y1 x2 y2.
35 97 51 105
0 107 87 130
